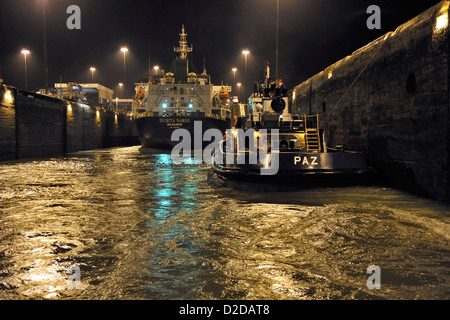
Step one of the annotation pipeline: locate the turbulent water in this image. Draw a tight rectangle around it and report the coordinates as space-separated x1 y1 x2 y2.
0 146 449 300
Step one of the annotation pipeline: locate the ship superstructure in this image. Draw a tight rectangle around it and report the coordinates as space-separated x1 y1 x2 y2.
132 25 231 148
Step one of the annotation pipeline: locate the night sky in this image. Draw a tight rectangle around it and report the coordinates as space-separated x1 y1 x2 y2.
0 0 442 97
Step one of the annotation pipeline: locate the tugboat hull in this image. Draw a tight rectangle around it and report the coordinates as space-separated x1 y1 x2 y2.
212 150 373 187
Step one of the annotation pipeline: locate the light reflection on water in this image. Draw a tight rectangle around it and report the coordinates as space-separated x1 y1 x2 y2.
0 146 449 300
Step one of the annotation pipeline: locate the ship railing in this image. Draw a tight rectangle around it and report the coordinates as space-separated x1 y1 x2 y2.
132 110 231 120
206 112 231 121
250 114 320 133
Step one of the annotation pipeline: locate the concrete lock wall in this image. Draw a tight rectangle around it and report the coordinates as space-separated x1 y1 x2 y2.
291 1 450 201
0 85 17 161
0 84 139 161
66 102 138 153
15 90 66 159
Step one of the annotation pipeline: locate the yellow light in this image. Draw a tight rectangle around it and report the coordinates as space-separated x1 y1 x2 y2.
67 104 72 112
242 49 250 55
90 67 96 71
328 70 333 79
121 46 128 53
21 49 30 55
4 90 13 103
436 13 448 30
96 110 100 117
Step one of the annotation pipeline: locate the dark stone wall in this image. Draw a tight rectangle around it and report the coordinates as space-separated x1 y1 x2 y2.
15 90 66 159
66 102 139 153
0 85 16 161
0 84 139 161
66 102 102 153
291 1 450 201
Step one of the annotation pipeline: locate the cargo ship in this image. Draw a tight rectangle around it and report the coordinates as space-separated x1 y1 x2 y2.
133 25 232 149
212 62 371 185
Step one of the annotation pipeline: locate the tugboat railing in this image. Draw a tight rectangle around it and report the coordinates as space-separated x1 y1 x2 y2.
253 114 319 133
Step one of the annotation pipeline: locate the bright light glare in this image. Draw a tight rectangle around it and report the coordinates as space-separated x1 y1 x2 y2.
4 90 13 103
436 14 448 29
21 49 30 55
121 46 128 53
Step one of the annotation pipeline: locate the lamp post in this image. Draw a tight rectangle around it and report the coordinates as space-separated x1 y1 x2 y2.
42 0 48 91
242 49 250 102
90 67 96 82
276 0 280 81
21 49 30 90
232 67 237 93
237 82 242 102
121 46 128 96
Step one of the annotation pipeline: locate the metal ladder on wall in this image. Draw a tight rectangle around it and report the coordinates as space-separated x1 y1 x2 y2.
305 114 321 152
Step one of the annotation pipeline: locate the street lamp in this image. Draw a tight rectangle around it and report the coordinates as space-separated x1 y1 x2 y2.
154 65 160 75
90 67 96 82
119 82 124 98
242 49 250 102
21 49 30 90
121 46 128 95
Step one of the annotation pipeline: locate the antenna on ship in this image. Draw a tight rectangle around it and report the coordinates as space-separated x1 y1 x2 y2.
174 24 193 60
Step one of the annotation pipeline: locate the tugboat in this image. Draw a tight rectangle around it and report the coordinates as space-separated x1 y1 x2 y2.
212 62 370 186
133 25 232 149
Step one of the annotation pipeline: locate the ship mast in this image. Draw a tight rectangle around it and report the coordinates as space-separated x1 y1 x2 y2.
174 25 193 60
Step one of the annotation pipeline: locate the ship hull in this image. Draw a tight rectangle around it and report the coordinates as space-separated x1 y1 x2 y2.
212 150 374 187
135 116 230 149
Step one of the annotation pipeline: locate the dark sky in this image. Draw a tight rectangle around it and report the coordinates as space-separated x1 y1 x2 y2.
0 0 442 97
